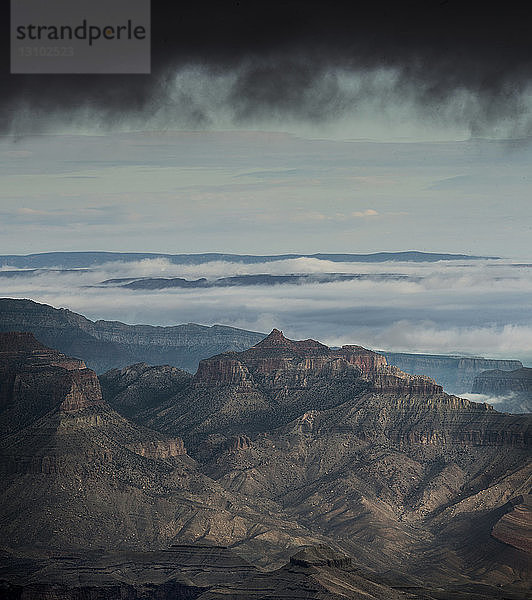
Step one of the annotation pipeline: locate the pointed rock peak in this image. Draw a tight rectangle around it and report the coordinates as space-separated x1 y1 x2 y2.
267 328 286 340
255 329 292 348
251 329 330 355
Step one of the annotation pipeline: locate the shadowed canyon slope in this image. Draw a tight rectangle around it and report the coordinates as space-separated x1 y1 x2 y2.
0 298 264 373
383 352 524 396
472 367 532 413
1 330 530 598
2 544 476 600
101 330 531 591
0 333 324 559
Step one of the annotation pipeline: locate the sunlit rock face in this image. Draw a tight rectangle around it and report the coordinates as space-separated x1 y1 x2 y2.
195 328 443 396
128 329 530 456
1 329 530 598
0 332 104 434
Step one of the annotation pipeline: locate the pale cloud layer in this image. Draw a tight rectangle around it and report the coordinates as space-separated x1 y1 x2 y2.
1 258 531 365
461 392 518 405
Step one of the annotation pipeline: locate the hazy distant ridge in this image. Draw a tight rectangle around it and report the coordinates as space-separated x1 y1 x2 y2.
0 251 498 269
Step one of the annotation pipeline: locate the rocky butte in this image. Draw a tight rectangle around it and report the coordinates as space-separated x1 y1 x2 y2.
2 330 531 598
128 329 527 449
2 299 527 415
0 331 104 434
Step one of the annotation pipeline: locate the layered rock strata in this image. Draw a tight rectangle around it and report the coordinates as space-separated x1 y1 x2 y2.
491 494 532 552
0 298 264 373
473 367 532 395
114 329 530 453
0 332 323 562
2 329 530 596
472 367 532 413
194 329 443 397
383 351 523 394
0 332 104 434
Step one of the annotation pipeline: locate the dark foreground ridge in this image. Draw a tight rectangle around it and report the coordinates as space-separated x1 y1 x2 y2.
1 330 530 598
5 544 521 600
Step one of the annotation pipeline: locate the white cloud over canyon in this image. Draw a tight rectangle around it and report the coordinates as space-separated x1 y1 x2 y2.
1 257 531 365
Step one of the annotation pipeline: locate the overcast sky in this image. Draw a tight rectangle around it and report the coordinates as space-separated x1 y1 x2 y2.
0 2 531 358
1 2 531 257
0 131 531 257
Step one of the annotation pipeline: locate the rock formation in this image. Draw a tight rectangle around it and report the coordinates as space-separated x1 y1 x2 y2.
100 329 531 592
99 362 192 418
1 329 531 598
193 329 443 397
4 544 513 599
3 298 526 407
0 332 322 562
472 367 532 413
0 298 264 373
491 494 532 553
383 351 523 394
0 331 103 434
474 367 532 395
137 329 526 452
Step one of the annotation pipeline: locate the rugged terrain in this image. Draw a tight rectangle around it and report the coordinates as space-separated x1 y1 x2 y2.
0 332 325 560
1 330 530 598
101 330 531 589
5 544 526 599
382 352 524 396
2 298 526 412
472 367 532 413
0 298 264 372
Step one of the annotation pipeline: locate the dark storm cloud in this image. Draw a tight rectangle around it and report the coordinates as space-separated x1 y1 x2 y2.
2 2 532 136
